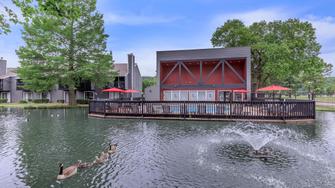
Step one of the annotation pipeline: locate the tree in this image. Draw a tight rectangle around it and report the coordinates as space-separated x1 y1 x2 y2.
15 0 115 105
0 1 19 35
142 77 156 91
211 19 333 91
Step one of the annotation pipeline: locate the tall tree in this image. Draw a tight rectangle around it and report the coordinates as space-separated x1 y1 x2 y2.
15 0 115 105
0 1 19 35
211 19 333 91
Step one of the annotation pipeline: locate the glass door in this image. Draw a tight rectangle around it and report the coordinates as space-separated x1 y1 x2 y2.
218 91 232 101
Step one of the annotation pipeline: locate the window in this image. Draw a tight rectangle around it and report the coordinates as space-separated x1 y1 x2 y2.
163 90 215 101
84 91 94 100
0 92 8 99
189 91 197 101
171 91 179 101
198 91 206 101
24 92 33 101
180 91 188 101
207 91 215 101
163 91 171 101
42 92 49 99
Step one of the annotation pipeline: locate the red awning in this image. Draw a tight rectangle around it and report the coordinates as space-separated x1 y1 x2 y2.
124 89 141 93
233 89 249 93
257 85 291 91
102 88 125 92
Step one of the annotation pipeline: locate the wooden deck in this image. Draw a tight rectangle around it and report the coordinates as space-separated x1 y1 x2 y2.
88 100 315 122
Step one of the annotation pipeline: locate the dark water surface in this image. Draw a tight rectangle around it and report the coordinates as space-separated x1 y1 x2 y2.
0 108 335 188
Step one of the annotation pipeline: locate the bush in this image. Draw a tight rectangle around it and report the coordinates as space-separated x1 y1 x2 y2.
19 100 28 104
76 99 89 104
32 99 50 103
57 100 65 103
0 99 7 103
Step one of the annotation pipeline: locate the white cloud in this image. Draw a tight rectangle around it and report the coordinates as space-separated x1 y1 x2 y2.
211 7 290 26
304 15 335 43
211 8 335 75
104 13 181 25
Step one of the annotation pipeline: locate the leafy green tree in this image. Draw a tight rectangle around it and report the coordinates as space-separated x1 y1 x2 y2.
211 19 333 91
15 0 115 105
0 1 19 34
142 77 156 91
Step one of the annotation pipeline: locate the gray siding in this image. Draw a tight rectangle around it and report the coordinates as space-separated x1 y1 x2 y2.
1 77 11 91
144 85 159 100
157 47 251 62
126 53 142 99
0 59 6 76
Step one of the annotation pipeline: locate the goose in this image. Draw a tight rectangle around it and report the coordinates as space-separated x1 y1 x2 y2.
93 152 109 164
57 163 78 180
107 143 118 154
77 160 93 169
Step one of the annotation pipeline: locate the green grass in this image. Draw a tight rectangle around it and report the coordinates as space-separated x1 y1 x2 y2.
286 95 335 103
316 105 335 112
0 102 88 109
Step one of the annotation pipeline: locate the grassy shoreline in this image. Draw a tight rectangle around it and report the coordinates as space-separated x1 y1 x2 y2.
316 105 335 112
0 103 88 109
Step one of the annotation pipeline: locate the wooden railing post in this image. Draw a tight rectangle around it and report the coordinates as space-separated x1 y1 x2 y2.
313 100 316 119
103 101 106 116
141 100 144 117
88 100 91 114
282 100 285 121
183 101 186 119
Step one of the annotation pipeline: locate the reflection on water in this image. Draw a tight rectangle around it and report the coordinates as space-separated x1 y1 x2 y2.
0 108 335 187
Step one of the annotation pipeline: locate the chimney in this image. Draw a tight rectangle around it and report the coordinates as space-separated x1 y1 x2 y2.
127 53 135 89
0 57 7 76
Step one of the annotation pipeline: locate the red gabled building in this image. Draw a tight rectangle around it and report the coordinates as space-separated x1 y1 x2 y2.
156 47 251 101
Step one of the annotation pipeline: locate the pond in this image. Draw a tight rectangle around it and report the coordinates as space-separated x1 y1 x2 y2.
0 108 334 188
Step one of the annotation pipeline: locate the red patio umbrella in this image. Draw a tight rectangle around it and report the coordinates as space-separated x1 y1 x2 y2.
102 87 125 92
256 85 291 91
256 85 291 100
123 89 141 93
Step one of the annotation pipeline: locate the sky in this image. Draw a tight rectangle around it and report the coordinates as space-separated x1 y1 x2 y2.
1 0 335 76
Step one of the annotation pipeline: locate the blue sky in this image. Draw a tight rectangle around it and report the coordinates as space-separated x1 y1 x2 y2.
1 0 335 76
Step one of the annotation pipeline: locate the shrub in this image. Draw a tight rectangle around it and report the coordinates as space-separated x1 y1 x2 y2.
0 99 8 103
57 100 65 103
32 99 50 103
76 99 89 104
19 100 28 104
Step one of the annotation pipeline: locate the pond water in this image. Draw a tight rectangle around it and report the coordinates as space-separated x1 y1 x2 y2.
0 108 335 188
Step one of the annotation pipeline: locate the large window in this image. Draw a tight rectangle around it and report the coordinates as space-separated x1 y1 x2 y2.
163 90 215 101
163 91 172 101
180 91 188 101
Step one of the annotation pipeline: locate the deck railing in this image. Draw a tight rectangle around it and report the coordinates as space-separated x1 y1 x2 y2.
89 100 315 120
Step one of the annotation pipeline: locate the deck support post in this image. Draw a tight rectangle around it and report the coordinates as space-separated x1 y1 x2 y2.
103 101 106 117
141 100 144 117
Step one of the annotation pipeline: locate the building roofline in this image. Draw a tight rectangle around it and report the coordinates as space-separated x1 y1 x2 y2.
156 46 250 53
